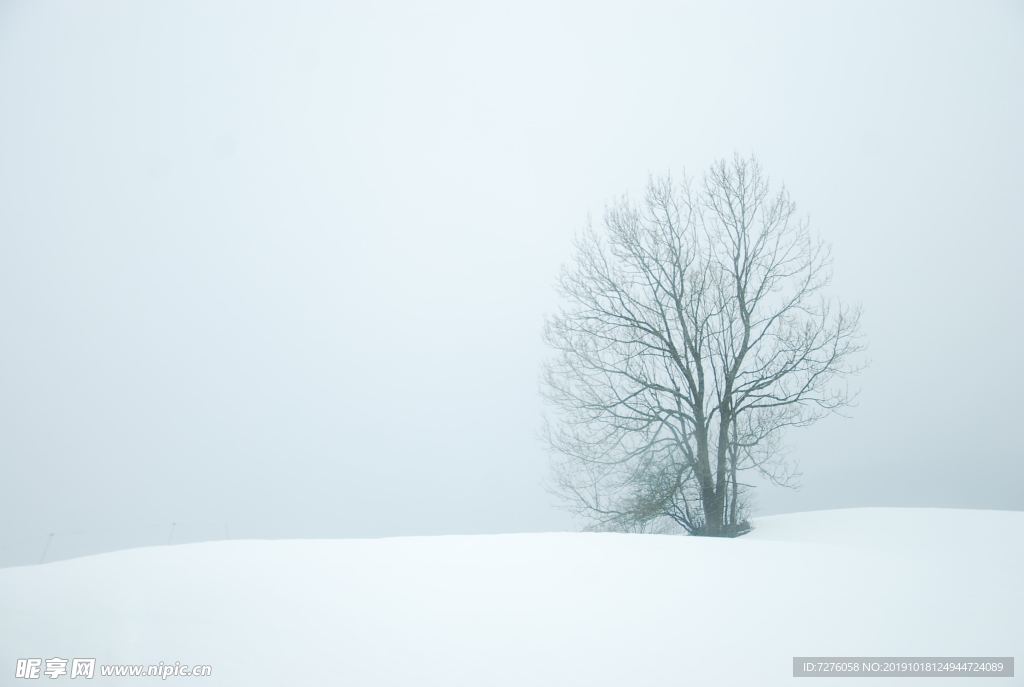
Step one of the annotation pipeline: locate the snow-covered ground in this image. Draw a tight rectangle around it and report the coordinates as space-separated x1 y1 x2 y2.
1 508 1019 685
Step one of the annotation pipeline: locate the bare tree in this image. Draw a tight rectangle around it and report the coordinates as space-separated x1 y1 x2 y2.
543 155 864 536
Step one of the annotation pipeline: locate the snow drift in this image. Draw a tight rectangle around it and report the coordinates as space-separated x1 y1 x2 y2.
1 508 1020 685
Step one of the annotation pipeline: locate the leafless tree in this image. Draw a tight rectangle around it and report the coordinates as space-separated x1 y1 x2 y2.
543 155 864 536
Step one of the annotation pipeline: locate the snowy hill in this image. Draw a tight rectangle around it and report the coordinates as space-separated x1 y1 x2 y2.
1 508 1020 685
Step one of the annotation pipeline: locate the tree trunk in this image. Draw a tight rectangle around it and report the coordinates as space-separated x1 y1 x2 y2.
729 463 738 528
702 488 725 536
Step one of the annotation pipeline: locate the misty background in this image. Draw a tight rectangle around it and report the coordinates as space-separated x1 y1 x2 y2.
1 0 1021 567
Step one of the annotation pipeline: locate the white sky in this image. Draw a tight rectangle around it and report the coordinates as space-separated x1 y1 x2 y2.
1 0 1022 565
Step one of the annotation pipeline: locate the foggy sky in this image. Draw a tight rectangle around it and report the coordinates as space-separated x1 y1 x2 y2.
1 0 1022 566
